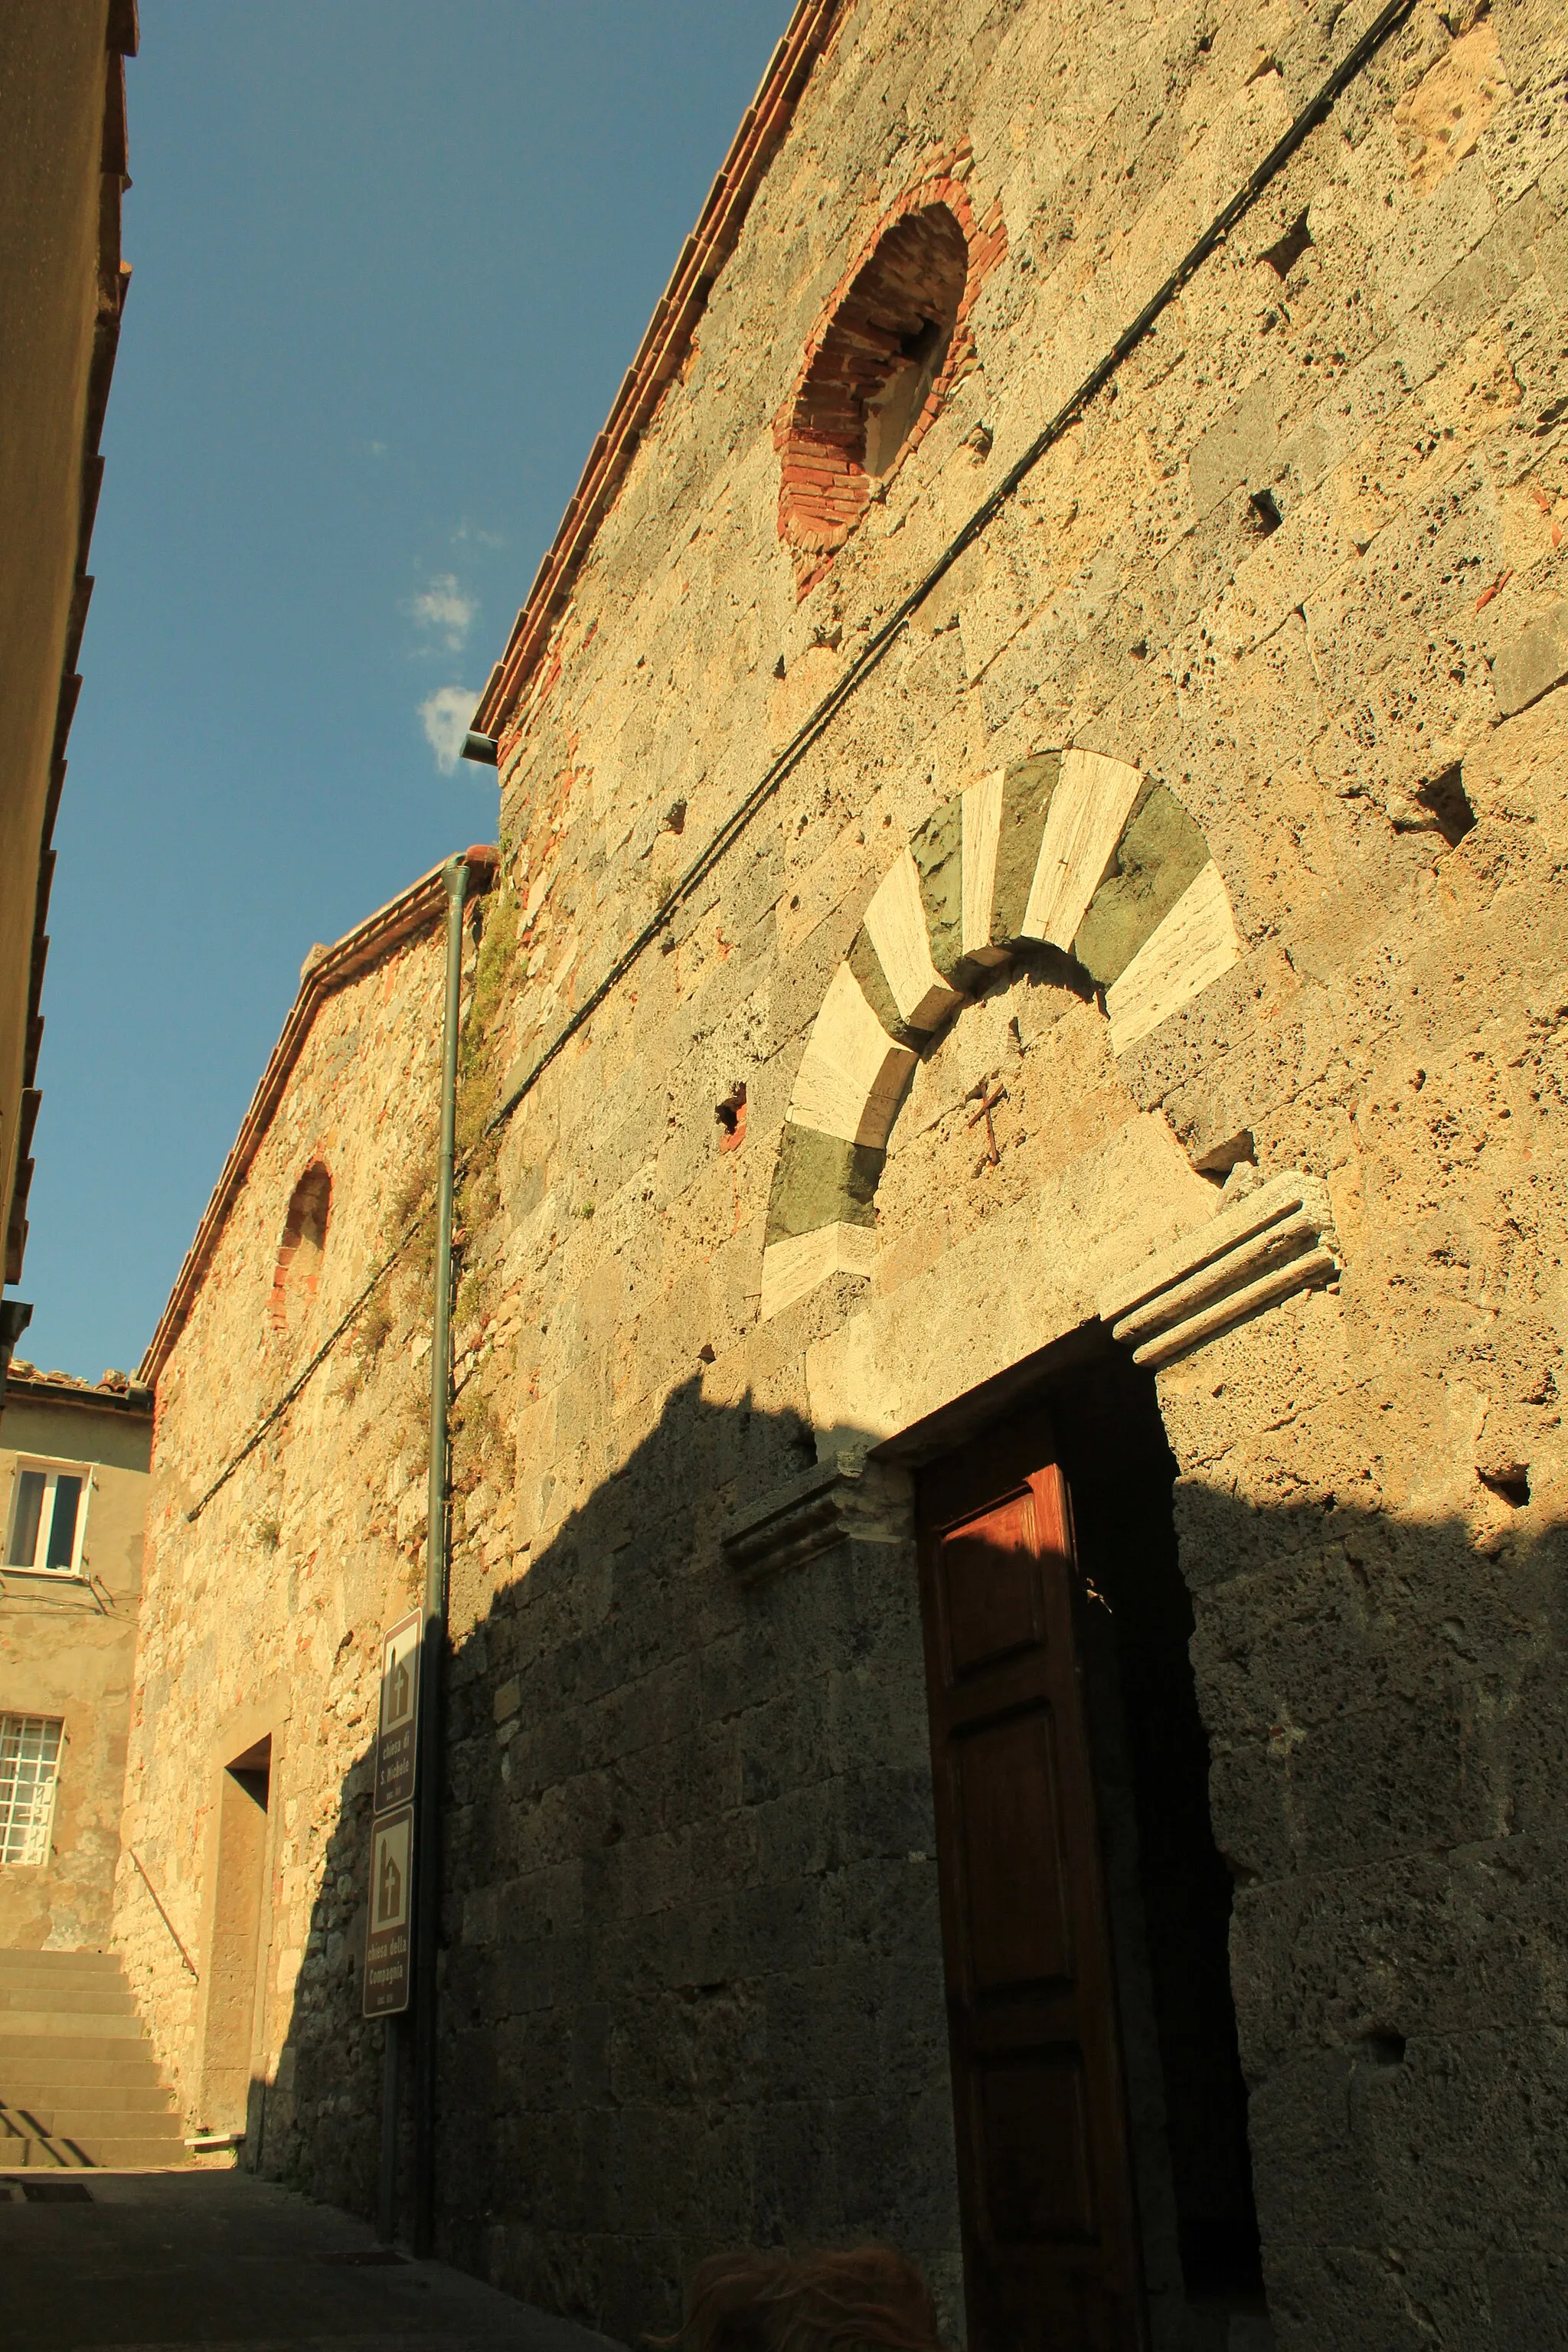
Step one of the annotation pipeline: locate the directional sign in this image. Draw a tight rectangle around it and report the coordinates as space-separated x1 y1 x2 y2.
373 1612 420 1815
363 1803 413 2017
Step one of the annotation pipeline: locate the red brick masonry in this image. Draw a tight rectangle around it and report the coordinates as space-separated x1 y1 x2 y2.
774 153 1008 593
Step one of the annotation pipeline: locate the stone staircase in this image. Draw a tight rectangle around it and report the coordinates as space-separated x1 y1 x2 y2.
0 1949 186 2169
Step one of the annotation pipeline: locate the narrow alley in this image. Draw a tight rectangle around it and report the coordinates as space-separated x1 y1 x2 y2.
1 2167 625 2352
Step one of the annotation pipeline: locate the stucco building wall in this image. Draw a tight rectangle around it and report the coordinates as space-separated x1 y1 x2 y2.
122 3 1568 2347
0 1377 150 1949
0 0 133 1285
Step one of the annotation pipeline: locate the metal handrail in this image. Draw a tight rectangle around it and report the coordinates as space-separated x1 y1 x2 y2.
126 1847 198 1980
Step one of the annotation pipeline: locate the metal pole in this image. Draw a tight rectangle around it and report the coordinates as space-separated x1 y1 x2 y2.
377 2014 403 2244
412 851 469 2259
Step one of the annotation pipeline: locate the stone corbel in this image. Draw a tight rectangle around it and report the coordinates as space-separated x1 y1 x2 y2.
1099 1171 1341 1369
722 1451 913 1582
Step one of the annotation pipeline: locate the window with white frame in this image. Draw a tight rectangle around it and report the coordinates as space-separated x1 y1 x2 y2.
4 1461 90 1576
0 1715 63 1866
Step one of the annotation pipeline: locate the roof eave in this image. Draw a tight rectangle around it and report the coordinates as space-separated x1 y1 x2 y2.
3 1371 153 1419
472 0 843 746
8 9 139 1286
136 846 498 1391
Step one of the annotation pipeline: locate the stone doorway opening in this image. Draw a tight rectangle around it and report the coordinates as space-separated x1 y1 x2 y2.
913 1347 1267 2352
197 1736 272 2141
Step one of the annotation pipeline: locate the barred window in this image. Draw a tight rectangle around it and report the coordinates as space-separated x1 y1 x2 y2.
4 1461 90 1575
0 1715 63 1867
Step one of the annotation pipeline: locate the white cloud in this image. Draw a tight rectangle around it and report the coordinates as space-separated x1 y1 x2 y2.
420 684 479 774
408 571 477 651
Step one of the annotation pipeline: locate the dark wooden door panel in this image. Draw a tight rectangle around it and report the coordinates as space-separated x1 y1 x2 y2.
975 2046 1097 2242
992 2267 1125 2352
952 1709 1073 1994
942 1494 1045 1677
917 1406 1147 2352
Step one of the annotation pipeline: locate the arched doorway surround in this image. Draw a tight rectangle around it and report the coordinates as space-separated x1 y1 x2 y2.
762 749 1243 1321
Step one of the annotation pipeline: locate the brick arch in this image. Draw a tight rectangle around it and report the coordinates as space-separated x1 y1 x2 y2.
776 158 1006 596
270 1160 332 1332
760 750 1244 1318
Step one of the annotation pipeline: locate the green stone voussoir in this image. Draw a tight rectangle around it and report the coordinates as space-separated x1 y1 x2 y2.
765 1121 887 1243
1074 782 1210 988
989 753 1060 947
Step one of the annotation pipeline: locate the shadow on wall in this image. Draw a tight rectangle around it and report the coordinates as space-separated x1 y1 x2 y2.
238 1364 1568 2350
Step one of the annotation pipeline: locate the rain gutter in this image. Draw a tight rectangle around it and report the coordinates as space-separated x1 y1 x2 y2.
411 851 471 2258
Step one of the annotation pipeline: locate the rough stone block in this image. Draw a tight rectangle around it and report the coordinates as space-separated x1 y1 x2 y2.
1187 377 1280 518
1492 599 1568 716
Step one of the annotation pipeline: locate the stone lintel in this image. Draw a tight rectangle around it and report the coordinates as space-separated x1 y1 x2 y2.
722 1451 913 1582
1098 1170 1340 1367
806 1112 1217 1451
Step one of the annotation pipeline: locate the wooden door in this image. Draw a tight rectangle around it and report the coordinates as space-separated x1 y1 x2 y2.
917 1408 1146 2352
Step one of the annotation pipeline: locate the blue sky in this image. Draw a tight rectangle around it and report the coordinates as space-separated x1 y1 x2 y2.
15 0 794 1380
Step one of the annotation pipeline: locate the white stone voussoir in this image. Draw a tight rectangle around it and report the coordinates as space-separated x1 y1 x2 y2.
787 961 917 1147
760 1220 878 1321
864 847 967 1034
1021 747 1143 949
1105 858 1242 1054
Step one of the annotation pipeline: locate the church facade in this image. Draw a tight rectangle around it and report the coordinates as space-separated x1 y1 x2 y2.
119 4 1568 2346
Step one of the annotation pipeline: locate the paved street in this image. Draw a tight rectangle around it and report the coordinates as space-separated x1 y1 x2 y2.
0 2167 625 2352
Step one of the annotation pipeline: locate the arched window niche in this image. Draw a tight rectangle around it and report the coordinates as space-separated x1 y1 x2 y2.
270 1161 331 1333
777 168 1002 594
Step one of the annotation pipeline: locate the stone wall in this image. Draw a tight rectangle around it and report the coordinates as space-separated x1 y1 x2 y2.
0 1380 150 1949
440 1390 958 2332
462 0 1568 2336
113 916 458 2156
122 2 1568 2346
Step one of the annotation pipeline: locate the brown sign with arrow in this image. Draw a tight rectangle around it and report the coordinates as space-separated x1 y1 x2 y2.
363 1612 421 2017
373 1611 420 1815
363 1803 413 2017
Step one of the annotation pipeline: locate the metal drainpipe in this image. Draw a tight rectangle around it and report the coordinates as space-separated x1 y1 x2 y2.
411 850 470 2259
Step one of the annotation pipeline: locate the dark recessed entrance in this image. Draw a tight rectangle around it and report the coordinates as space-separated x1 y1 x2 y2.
914 1348 1266 2352
198 1735 272 2138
